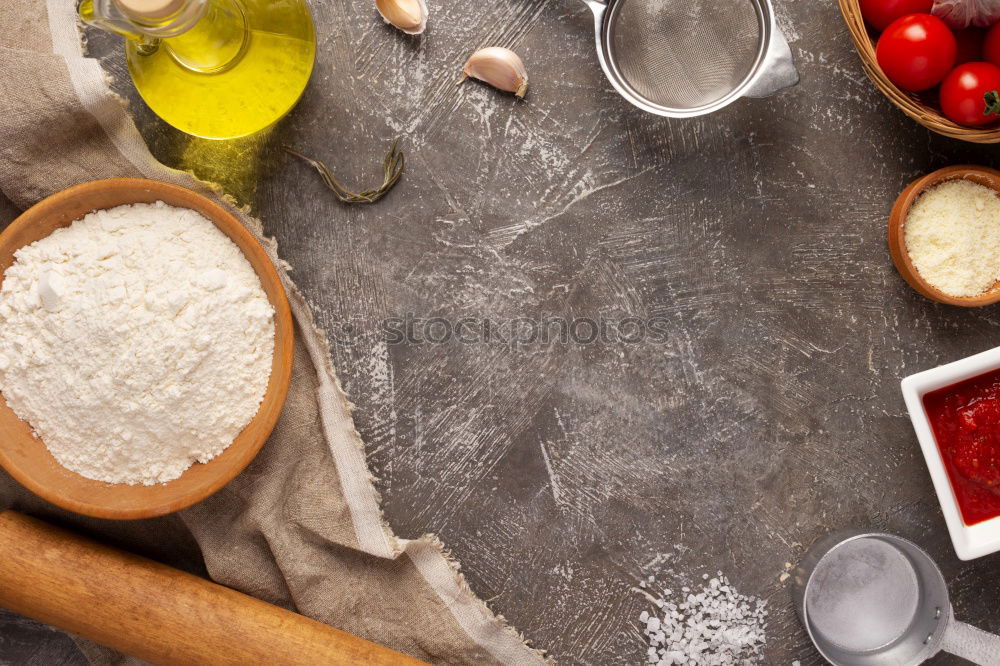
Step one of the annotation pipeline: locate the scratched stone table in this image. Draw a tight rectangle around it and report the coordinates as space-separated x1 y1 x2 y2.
5 1 1000 664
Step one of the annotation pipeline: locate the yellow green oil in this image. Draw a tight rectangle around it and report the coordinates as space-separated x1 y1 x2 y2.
82 0 315 139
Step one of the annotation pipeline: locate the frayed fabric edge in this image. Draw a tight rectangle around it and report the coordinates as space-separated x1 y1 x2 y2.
406 534 554 665
252 233 548 663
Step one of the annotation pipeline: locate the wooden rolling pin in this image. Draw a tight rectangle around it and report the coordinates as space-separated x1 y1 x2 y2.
0 511 427 665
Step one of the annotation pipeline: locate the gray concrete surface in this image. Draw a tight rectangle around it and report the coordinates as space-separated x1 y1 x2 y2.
3 0 1000 663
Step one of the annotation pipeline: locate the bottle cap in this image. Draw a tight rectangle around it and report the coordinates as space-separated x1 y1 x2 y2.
113 0 187 19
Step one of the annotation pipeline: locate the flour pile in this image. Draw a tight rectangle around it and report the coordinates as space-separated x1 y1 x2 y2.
0 201 274 485
639 572 768 665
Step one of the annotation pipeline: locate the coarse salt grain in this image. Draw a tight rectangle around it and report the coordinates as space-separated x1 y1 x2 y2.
905 179 1000 298
638 573 767 665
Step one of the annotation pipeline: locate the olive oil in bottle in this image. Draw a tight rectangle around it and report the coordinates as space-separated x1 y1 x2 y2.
80 0 315 139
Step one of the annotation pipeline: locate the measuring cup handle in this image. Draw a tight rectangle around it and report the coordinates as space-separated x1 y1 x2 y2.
743 23 799 99
941 619 1000 666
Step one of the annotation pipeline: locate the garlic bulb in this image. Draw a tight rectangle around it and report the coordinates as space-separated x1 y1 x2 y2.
462 47 528 98
375 0 428 35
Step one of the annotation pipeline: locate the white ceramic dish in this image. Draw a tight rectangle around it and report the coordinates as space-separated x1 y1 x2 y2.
901 345 1000 560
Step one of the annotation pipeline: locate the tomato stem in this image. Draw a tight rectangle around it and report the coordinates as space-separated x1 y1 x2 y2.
985 91 1000 117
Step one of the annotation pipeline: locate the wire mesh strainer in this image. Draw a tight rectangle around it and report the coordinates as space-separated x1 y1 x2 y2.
580 0 798 117
794 531 1000 665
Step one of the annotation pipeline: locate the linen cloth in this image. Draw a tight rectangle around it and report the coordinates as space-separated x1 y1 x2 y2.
0 1 545 664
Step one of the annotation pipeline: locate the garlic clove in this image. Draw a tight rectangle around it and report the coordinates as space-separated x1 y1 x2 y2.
462 47 528 98
375 0 428 35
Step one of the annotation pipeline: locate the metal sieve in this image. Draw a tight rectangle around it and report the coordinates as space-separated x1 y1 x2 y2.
579 0 798 117
793 531 1000 666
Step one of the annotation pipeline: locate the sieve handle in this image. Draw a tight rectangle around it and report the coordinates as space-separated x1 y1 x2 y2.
941 618 1000 666
743 21 798 99
580 0 606 25
580 0 615 94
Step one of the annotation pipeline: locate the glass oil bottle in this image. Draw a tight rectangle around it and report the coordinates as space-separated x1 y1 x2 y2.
80 0 316 139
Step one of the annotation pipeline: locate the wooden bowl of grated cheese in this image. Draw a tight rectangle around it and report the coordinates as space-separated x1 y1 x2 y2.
0 179 294 519
889 166 1000 308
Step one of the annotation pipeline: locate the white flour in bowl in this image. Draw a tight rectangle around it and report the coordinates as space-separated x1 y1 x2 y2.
0 201 274 485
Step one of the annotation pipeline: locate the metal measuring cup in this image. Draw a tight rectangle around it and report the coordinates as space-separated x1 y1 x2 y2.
578 0 798 117
793 531 1000 665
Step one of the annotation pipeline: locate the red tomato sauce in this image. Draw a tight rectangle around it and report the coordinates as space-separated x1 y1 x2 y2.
924 368 1000 525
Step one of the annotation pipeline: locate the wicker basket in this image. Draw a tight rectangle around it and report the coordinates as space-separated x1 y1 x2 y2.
839 0 1000 143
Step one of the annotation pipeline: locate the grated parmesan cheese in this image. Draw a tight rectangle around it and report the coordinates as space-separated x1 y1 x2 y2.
904 179 1000 298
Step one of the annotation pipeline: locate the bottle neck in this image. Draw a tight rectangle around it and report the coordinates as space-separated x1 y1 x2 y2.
116 0 207 37
80 0 248 73
80 0 207 40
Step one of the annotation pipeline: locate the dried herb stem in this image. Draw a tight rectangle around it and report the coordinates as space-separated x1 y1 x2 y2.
283 139 404 204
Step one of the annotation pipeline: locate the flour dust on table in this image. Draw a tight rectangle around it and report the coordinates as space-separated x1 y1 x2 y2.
0 202 274 485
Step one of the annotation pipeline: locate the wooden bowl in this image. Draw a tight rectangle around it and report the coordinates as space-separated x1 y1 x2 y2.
889 165 1000 307
0 179 294 519
838 0 1000 144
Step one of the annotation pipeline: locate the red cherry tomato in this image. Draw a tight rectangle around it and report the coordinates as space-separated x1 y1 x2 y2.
984 22 1000 66
940 62 1000 126
859 0 932 31
877 14 957 91
955 28 986 64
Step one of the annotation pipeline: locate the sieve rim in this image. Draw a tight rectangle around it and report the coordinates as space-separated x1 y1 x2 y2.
799 532 949 666
598 0 772 117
